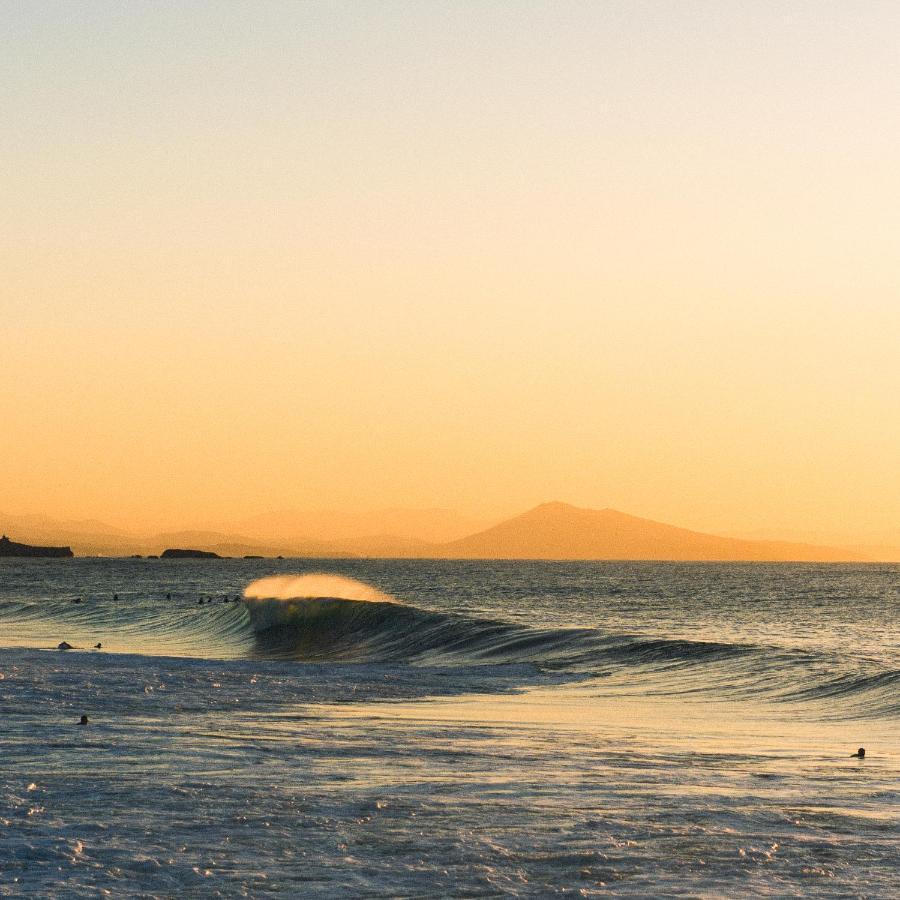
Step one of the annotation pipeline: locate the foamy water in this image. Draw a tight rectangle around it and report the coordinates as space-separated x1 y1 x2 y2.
1 558 898 896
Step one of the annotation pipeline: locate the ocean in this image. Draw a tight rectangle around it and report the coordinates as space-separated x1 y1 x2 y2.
0 558 897 897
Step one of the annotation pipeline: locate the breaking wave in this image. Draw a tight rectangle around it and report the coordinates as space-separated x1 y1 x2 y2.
241 573 745 667
1 572 898 717
234 576 900 716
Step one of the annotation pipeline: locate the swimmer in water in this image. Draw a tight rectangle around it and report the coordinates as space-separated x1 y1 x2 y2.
851 747 865 758
79 715 89 726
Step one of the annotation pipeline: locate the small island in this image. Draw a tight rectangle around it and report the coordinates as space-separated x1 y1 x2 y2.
0 535 73 558
160 548 222 559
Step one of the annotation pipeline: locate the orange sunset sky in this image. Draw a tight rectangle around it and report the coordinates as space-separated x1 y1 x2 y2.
2 2 898 544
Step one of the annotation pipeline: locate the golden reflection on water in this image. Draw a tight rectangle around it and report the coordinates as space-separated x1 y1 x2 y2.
302 683 900 773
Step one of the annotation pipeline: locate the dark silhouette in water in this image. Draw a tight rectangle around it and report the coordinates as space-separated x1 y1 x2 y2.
94 643 102 649
57 641 73 650
72 597 82 604
161 548 222 559
852 747 865 758
0 535 73 558
79 715 89 726
113 594 119 601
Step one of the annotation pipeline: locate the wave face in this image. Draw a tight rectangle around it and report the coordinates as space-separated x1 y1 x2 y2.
243 591 742 667
243 573 741 665
1 560 899 717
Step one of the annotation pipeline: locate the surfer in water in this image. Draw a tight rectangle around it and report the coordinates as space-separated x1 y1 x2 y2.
851 747 865 758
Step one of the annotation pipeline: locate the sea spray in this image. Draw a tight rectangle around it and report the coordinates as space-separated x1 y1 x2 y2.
243 574 396 604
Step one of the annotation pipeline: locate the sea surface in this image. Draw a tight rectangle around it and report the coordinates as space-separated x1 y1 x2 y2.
0 558 898 897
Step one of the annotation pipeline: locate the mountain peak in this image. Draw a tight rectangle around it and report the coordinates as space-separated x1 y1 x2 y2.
531 501 577 513
442 503 861 561
526 501 620 518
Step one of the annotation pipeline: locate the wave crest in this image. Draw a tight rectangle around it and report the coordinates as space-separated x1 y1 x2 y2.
243 574 396 604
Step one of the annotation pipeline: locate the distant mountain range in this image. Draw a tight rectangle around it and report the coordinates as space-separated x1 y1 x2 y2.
233 507 488 545
0 503 884 561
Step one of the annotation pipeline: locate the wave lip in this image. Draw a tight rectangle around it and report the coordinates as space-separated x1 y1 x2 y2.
243 574 396 604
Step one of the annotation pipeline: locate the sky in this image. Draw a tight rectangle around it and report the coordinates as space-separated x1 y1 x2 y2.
2 1 898 541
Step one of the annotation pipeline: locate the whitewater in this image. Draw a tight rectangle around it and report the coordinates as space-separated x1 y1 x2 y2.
1 558 898 896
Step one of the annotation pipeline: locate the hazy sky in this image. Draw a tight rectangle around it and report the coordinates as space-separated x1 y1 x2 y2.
3 1 898 539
